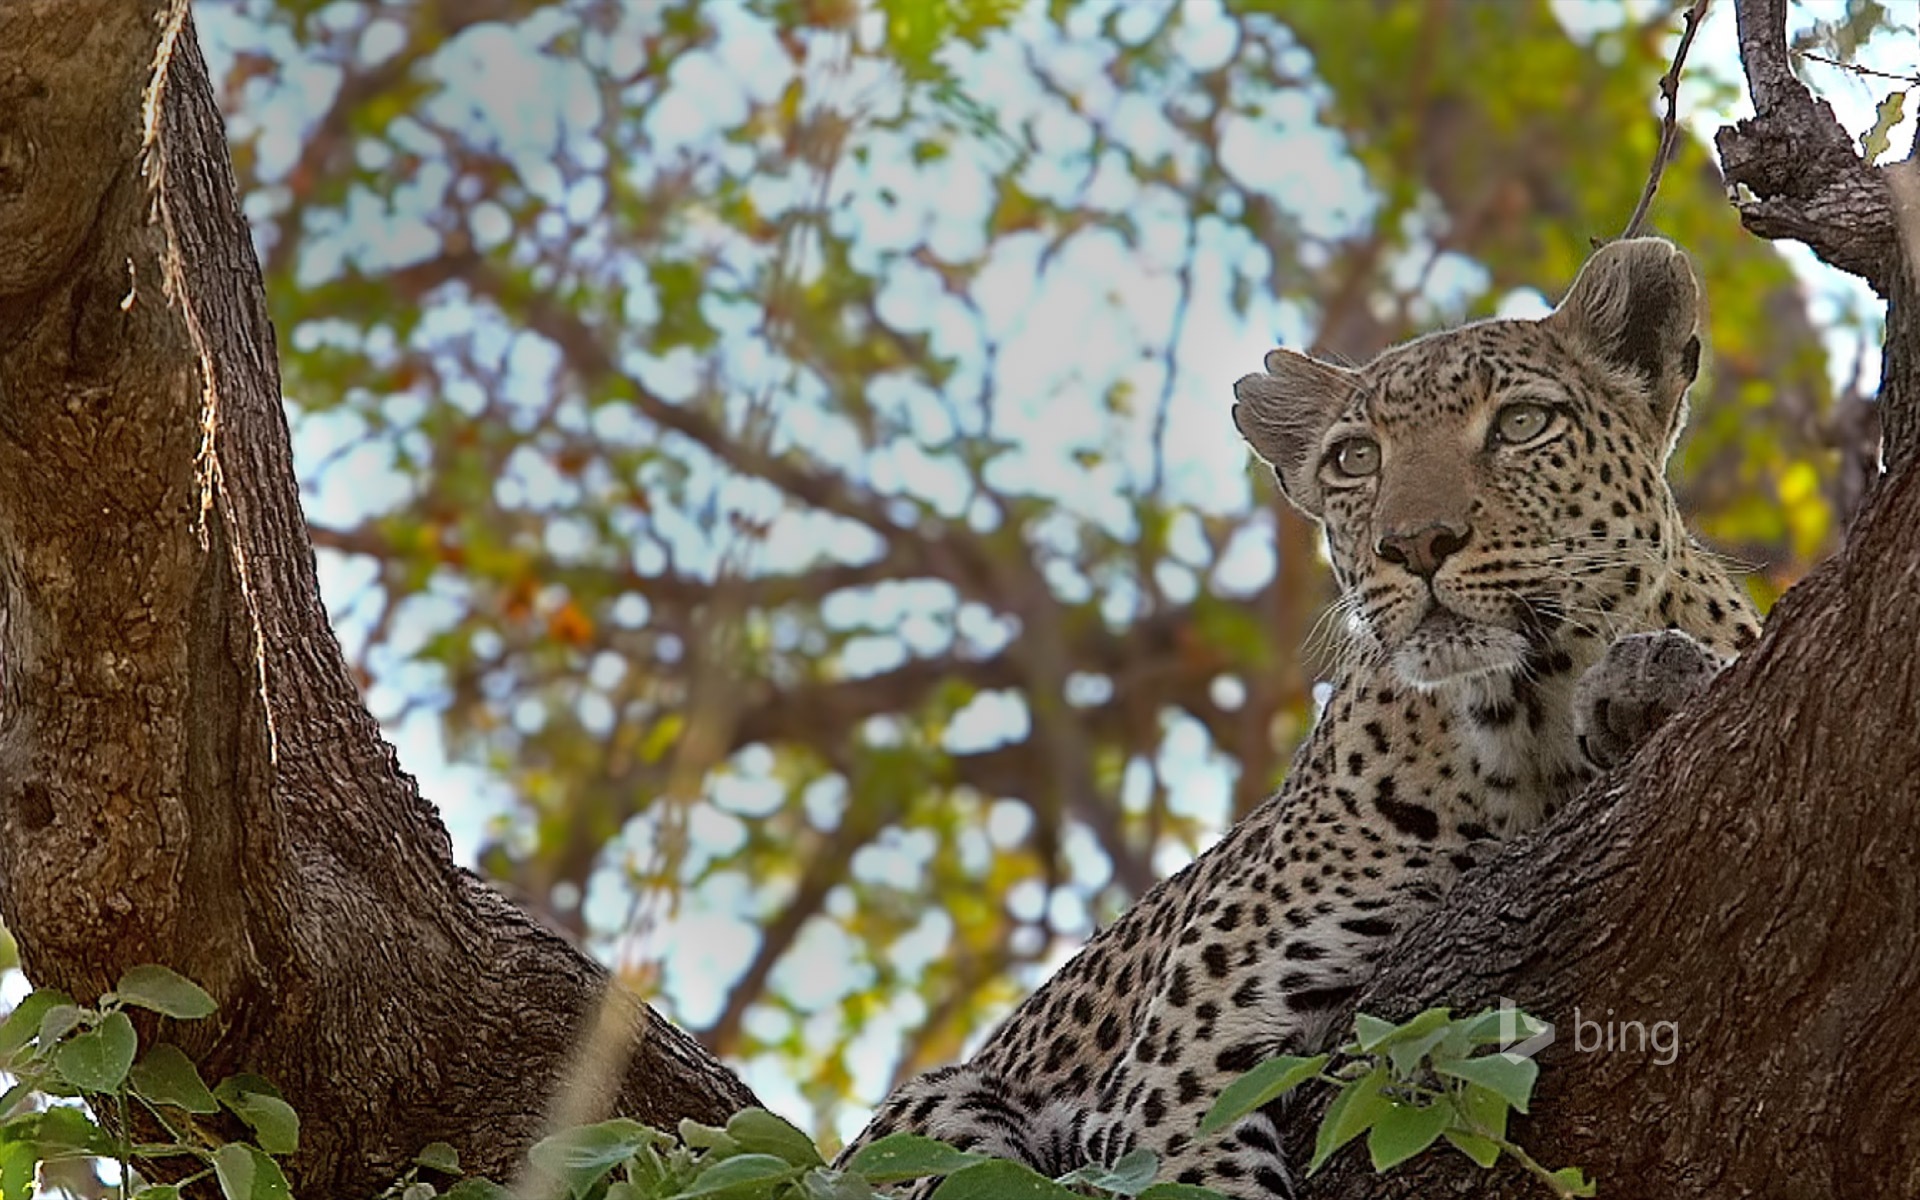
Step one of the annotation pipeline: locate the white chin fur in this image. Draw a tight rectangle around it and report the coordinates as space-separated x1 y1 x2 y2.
1389 623 1531 689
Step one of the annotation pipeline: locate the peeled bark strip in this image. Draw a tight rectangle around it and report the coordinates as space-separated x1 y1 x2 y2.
0 4 753 1193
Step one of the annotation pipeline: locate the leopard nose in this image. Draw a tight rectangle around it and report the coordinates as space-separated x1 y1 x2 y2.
1376 522 1471 578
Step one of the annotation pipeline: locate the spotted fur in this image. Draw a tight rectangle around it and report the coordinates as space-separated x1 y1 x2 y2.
839 240 1759 1196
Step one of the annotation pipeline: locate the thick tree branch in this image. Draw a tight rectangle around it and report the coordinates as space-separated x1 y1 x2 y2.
1713 0 1899 294
0 7 753 1193
1715 0 1918 474
1881 161 1920 475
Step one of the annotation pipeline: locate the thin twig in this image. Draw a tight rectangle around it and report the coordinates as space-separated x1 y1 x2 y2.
1792 48 1920 87
1622 0 1712 240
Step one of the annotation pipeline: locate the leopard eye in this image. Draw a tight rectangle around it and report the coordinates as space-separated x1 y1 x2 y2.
1326 437 1380 480
1491 402 1553 446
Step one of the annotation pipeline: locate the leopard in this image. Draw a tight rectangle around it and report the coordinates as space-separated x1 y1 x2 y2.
837 238 1761 1197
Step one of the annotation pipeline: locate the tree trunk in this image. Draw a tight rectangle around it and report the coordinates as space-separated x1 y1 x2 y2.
0 4 754 1195
1309 1 1920 1194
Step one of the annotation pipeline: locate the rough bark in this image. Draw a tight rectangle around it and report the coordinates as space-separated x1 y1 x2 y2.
1714 0 1916 472
0 4 754 1195
1307 2 1920 1194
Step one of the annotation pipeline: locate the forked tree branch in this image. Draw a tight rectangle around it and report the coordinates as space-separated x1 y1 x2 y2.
1714 0 1917 473
1713 0 1900 294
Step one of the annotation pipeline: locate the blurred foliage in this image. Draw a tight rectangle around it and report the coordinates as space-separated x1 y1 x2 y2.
197 0 1898 1142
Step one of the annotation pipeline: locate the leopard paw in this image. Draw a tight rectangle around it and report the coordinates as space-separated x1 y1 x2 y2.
1574 630 1723 770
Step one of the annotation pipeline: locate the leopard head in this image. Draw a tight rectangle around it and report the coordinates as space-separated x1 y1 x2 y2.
1233 238 1703 687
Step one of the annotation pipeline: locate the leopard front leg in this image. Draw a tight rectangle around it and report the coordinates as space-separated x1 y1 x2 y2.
1074 877 1442 1198
1574 629 1725 769
1078 1027 1297 1200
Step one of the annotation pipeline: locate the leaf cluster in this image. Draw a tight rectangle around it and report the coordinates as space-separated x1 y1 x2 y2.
1199 1007 1593 1198
0 985 1587 1200
396 1108 1229 1200
0 966 296 1200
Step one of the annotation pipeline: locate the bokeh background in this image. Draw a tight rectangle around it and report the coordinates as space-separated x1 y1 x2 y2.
169 0 1911 1144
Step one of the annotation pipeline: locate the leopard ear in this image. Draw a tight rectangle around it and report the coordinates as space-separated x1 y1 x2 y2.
1546 237 1702 441
1233 348 1358 518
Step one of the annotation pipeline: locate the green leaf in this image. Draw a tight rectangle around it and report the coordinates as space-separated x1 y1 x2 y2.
1436 1053 1539 1114
1445 1009 1505 1055
678 1119 737 1153
113 966 218 1020
1139 1186 1235 1200
23 1104 113 1153
1455 1007 1508 1041
0 1142 29 1200
217 1073 285 1100
0 1083 30 1120
1054 1146 1158 1195
1459 1081 1510 1142
1547 1165 1598 1197
1445 1007 1530 1059
214 1076 300 1155
1199 1053 1328 1134
0 991 73 1059
416 1141 462 1173
1366 1100 1450 1171
1386 1024 1453 1078
214 1144 290 1200
675 1152 800 1198
726 1107 824 1168
214 1143 255 1200
645 260 720 350
36 1004 85 1052
1308 1066 1392 1173
927 1160 1084 1199
1352 1013 1399 1052
132 1187 183 1200
1449 1007 1548 1056
247 1148 293 1200
844 1133 987 1184
55 1011 137 1092
530 1119 662 1195
797 1169 883 1200
130 1044 220 1113
627 1139 680 1191
1361 1007 1451 1053
1442 1128 1501 1169
1862 89 1909 161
